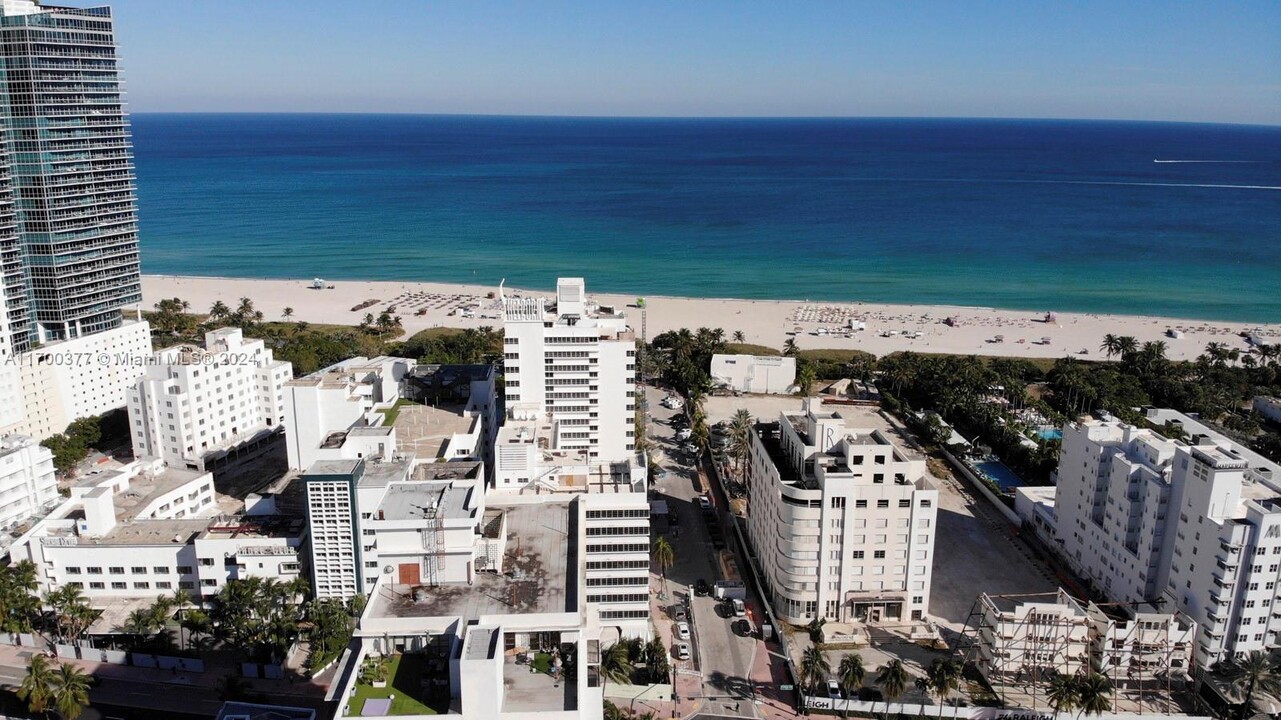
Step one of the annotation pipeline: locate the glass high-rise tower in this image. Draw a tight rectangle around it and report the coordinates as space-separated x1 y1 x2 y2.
0 1 140 353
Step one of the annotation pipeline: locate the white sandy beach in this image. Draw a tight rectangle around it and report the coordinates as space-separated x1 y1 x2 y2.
141 274 1279 363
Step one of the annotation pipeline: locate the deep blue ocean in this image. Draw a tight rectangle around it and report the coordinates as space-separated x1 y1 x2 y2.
131 114 1281 322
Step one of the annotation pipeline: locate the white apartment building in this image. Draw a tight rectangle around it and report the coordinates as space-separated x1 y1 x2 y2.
710 353 796 395
283 356 412 471
9 318 152 440
0 434 57 531
127 327 291 470
1051 409 1281 668
500 278 637 470
974 590 1195 689
8 458 304 603
745 398 938 625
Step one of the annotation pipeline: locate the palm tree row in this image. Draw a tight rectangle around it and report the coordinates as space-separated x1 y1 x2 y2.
208 576 310 663
1045 670 1112 717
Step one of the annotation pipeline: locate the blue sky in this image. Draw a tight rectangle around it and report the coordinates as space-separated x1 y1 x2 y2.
105 1 1280 124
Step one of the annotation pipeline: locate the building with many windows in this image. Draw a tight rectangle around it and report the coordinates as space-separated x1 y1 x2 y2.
745 398 939 625
127 327 291 471
1050 409 1281 668
0 0 141 350
498 277 637 478
8 457 304 603
0 432 56 530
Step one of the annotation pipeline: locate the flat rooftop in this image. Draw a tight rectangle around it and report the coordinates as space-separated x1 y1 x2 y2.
304 459 362 478
392 403 477 460
72 466 209 525
376 482 473 522
357 456 415 489
367 502 575 622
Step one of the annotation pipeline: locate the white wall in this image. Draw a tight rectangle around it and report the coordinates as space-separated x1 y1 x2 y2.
710 354 796 394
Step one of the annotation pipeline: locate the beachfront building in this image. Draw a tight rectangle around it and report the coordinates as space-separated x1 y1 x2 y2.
0 433 57 530
7 457 305 604
499 277 637 471
710 353 796 395
1049 409 1281 668
745 397 939 625
973 590 1194 690
127 327 292 471
0 1 141 351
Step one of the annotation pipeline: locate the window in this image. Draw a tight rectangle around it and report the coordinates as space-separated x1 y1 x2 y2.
111 582 127 590
89 582 105 589
920 499 932 508
179 581 195 589
155 582 172 590
177 566 193 574
874 550 886 559
199 558 216 566
108 567 124 575
201 579 217 587
154 566 170 574
131 567 147 574
134 582 150 590
852 551 864 559
64 567 81 575
877 500 889 508
855 499 867 508
898 499 911 508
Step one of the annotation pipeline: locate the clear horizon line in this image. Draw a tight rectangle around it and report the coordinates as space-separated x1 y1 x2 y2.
125 110 1281 129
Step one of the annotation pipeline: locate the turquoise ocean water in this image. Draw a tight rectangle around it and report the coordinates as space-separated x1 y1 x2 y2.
132 115 1281 322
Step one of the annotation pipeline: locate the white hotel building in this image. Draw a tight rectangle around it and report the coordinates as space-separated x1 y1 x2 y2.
746 398 938 625
0 434 57 531
127 327 292 471
1052 409 1281 668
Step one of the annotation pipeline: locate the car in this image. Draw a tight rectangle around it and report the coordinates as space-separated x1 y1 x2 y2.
828 679 843 699
675 642 691 661
675 428 693 441
694 579 710 596
697 495 712 511
681 443 698 454
675 621 690 640
732 598 746 617
733 618 752 637
672 606 688 622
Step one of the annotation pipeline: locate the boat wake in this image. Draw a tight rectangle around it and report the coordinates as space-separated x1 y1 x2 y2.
1153 159 1265 163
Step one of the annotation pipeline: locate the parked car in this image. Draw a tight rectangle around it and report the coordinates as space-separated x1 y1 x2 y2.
675 428 693 441
675 642 691 661
697 495 712 512
828 679 843 699
675 621 690 640
733 618 753 637
732 598 746 617
694 579 710 596
672 606 688 622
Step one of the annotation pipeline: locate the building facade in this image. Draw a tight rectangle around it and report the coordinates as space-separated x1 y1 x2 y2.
0 0 141 349
710 353 796 395
128 327 291 470
0 432 55 530
500 277 637 473
745 398 938 625
1051 410 1281 668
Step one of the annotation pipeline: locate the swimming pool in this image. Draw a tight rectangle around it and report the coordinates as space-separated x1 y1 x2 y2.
977 460 1026 491
1037 428 1063 441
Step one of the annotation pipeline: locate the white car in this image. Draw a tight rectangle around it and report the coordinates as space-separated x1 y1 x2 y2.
675 642 691 661
732 598 746 617
675 621 690 640
675 428 693 441
663 397 684 410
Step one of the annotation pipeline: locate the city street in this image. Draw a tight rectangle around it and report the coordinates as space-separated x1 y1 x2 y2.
646 385 767 719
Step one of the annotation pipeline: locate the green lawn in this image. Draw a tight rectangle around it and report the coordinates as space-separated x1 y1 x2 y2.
380 398 422 426
350 653 439 716
722 342 781 356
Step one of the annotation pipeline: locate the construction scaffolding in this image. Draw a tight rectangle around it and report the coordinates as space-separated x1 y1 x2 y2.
421 503 445 587
957 591 1193 713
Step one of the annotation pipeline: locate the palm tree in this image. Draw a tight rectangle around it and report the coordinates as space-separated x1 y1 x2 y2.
18 654 56 715
1047 672 1080 715
1099 334 1120 360
599 642 633 686
797 363 817 396
52 662 91 720
800 646 831 696
651 537 675 594
728 408 754 478
1074 673 1112 719
837 652 866 716
783 338 799 357
732 330 745 343
1223 651 1281 720
282 306 294 321
877 659 909 704
209 300 230 321
925 659 961 716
